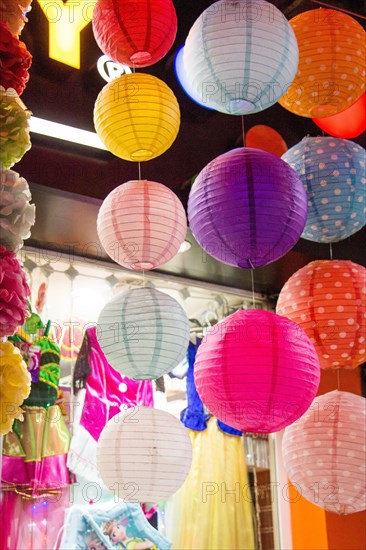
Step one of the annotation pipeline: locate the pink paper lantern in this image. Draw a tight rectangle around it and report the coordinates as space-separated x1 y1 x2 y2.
97 180 187 271
282 390 366 515
194 309 320 433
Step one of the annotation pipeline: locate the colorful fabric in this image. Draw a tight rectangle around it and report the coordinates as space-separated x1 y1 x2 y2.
180 339 242 436
2 405 71 498
165 418 255 550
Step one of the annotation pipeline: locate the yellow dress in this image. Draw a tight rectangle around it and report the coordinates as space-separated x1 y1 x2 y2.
165 418 256 550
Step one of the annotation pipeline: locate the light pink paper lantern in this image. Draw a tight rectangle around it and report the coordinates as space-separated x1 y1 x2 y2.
97 180 187 271
283 390 366 514
194 309 320 433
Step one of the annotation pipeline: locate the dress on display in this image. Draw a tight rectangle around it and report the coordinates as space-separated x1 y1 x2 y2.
0 335 72 550
67 327 154 507
165 339 256 550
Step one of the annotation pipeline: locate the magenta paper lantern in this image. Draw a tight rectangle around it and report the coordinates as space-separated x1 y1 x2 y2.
194 309 320 433
97 180 187 271
283 390 366 514
188 148 307 268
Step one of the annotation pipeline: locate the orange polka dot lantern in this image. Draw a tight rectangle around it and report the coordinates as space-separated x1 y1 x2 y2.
276 260 366 370
279 9 366 118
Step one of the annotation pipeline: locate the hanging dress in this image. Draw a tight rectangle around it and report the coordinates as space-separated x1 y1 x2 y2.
165 339 256 550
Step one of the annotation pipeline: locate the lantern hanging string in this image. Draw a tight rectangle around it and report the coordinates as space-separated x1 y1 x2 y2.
310 0 366 20
329 242 333 260
138 161 142 180
248 259 256 308
241 115 246 147
252 463 263 550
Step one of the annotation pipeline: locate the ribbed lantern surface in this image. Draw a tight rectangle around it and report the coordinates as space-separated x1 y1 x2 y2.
188 147 307 268
277 260 366 370
282 137 366 243
283 390 366 515
97 406 192 502
94 73 180 161
194 309 320 433
183 0 299 115
97 287 190 380
97 180 187 271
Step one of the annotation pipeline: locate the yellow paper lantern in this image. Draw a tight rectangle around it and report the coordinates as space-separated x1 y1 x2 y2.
279 9 366 118
94 73 180 161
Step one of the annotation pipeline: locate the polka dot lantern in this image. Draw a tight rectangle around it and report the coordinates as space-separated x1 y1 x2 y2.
183 0 299 115
282 137 366 243
188 148 307 269
279 9 366 118
276 260 366 370
194 309 320 433
94 73 180 161
283 390 366 515
92 0 177 68
97 286 190 380
97 406 192 503
97 180 187 271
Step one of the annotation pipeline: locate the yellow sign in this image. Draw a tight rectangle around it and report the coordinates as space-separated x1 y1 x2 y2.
37 0 97 69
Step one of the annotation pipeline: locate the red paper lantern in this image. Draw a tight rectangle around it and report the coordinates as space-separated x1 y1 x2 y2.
92 0 177 68
312 94 366 139
194 309 320 433
246 125 288 158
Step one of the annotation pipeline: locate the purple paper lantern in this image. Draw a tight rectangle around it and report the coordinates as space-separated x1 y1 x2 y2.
188 148 308 269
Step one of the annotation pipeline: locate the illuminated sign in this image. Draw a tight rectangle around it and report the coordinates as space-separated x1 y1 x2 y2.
97 55 132 83
37 0 97 69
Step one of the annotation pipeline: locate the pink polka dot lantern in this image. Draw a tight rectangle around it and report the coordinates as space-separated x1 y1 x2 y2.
194 309 320 433
276 260 366 370
283 390 366 515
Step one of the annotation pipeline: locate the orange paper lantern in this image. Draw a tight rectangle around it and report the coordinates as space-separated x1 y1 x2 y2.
279 9 366 118
246 125 288 157
312 94 366 138
276 260 366 370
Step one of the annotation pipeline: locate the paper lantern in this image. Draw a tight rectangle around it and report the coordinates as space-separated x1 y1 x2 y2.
279 9 366 118
282 137 366 243
246 125 288 157
183 0 299 115
188 147 307 269
97 180 187 271
92 0 177 68
96 406 192 502
97 287 189 380
276 260 366 370
94 73 180 161
312 94 366 139
194 309 320 433
283 390 366 515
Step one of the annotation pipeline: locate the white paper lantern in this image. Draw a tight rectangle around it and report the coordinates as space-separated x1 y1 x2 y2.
183 0 299 115
96 406 192 503
97 287 189 379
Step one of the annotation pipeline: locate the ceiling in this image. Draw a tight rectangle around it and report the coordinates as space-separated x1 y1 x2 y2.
16 0 366 295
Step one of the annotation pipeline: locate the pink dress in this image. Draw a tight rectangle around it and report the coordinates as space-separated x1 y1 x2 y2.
67 326 154 491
